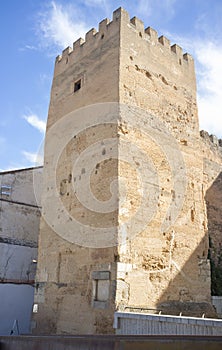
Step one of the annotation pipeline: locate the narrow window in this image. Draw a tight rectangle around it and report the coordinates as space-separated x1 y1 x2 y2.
74 79 81 92
1 185 11 196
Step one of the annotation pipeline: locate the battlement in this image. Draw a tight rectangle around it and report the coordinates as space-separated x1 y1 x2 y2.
55 7 193 68
200 130 222 153
55 8 123 64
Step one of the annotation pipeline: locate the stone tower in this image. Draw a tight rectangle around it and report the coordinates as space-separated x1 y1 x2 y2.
32 8 216 334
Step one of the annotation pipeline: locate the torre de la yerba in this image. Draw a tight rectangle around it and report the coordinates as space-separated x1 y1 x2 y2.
27 8 222 334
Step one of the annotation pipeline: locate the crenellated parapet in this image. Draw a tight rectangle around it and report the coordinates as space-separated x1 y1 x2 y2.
55 7 193 72
129 17 193 64
200 130 222 155
55 8 123 66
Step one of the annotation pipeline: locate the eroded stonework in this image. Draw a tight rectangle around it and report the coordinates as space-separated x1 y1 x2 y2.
32 8 222 334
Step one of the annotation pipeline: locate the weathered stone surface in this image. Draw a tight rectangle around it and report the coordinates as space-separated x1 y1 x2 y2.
33 7 222 334
200 131 222 295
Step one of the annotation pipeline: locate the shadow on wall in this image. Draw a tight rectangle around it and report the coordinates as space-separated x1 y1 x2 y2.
155 172 222 317
205 171 222 296
155 235 216 318
0 284 34 335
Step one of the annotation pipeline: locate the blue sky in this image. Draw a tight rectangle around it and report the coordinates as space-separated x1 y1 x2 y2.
1 0 222 171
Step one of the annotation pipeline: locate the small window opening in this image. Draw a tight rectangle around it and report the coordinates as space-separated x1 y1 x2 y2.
94 279 99 301
74 79 81 92
1 185 11 196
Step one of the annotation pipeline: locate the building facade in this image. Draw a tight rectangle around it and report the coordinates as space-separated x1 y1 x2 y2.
0 166 42 335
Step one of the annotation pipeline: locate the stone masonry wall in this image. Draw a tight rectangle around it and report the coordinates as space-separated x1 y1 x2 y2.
33 9 122 334
116 10 213 316
33 7 219 335
201 131 222 296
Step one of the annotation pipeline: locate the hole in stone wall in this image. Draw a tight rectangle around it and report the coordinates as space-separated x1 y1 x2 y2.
74 79 81 92
191 209 195 222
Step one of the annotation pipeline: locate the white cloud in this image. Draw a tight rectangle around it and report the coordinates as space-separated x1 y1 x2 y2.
82 0 111 15
137 0 177 21
83 0 106 5
22 151 44 166
197 43 222 96
0 164 25 172
137 0 152 17
37 1 89 51
20 45 38 51
0 163 37 172
196 42 222 137
0 145 44 171
23 114 46 134
34 1 221 138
